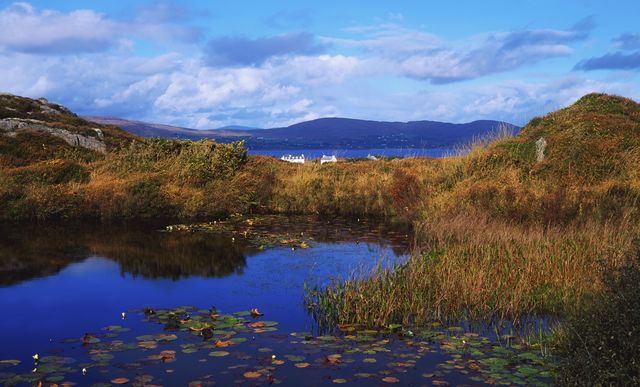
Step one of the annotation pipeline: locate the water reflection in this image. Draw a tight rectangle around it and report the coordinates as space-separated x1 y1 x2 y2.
0 216 411 287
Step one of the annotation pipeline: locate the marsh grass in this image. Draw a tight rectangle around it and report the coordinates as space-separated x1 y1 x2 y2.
307 216 637 327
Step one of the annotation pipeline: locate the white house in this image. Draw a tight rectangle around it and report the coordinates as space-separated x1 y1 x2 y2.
320 155 338 165
281 154 305 164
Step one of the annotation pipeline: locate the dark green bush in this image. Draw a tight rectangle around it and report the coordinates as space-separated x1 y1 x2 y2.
122 177 174 218
10 160 90 185
556 242 640 385
178 140 247 185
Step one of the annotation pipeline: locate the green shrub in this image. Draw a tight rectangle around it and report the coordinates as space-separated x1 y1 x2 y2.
555 243 640 386
177 140 247 185
9 159 90 185
122 177 174 218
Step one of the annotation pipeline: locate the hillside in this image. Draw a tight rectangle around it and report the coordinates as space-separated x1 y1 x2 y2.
88 115 518 149
0 94 136 167
86 116 252 140
0 92 638 223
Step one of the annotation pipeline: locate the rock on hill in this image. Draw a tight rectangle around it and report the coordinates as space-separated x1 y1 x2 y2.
0 94 136 166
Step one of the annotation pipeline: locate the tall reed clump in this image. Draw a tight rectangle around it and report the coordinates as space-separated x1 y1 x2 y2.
306 216 637 328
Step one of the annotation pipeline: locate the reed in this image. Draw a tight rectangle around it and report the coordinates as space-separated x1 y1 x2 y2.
307 216 637 327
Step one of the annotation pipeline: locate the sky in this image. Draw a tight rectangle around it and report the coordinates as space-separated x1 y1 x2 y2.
0 1 639 129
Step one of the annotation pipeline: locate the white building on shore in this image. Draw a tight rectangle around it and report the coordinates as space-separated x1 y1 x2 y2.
281 154 305 164
320 155 338 164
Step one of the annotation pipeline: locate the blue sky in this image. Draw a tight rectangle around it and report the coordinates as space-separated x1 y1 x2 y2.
0 1 639 128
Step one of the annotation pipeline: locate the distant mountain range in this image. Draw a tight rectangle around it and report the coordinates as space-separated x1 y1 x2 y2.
87 116 519 150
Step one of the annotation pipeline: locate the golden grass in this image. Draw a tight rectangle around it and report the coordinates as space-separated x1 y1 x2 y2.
308 215 637 327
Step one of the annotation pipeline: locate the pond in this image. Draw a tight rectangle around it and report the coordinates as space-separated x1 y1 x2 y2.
0 216 554 386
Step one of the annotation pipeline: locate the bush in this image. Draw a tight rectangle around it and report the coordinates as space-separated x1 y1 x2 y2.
177 140 247 185
555 243 640 385
9 159 90 185
122 177 174 218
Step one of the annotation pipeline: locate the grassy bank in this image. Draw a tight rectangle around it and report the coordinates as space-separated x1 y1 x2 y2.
306 217 636 326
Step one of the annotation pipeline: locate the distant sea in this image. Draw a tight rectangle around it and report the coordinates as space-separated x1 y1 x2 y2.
248 148 459 159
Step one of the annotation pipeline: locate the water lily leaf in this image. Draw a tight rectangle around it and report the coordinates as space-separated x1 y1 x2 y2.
382 376 400 383
325 354 341 364
363 358 377 363
138 341 158 349
243 371 261 379
208 351 230 357
155 333 178 341
136 335 155 341
294 362 310 368
90 353 114 362
111 377 130 384
285 355 305 362
332 378 347 383
82 334 100 344
214 340 233 348
0 360 20 369
46 375 65 382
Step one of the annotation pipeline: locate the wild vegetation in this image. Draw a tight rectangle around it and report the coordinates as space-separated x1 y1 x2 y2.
1 92 639 383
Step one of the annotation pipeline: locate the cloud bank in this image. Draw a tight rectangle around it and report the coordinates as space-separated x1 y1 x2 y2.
0 2 637 129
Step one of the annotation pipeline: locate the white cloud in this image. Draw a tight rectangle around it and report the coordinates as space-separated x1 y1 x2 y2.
327 24 589 83
0 2 200 55
0 3 636 130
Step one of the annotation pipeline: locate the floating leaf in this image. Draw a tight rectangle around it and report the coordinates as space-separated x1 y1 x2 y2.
91 353 114 362
82 334 100 344
243 371 261 379
382 376 400 383
214 340 233 348
208 351 230 357
138 341 158 349
332 378 347 384
136 335 155 341
325 354 342 364
294 362 310 368
0 360 20 369
111 377 130 384
155 333 178 342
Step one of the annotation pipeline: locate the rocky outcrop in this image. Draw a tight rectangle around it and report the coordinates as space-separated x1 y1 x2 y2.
0 118 106 153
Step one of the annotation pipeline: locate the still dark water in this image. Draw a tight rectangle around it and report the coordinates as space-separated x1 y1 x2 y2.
0 217 554 386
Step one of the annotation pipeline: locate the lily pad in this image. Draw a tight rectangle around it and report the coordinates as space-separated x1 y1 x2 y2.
208 351 230 357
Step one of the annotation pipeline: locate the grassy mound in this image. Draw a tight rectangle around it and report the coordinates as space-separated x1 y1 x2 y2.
307 93 640 324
